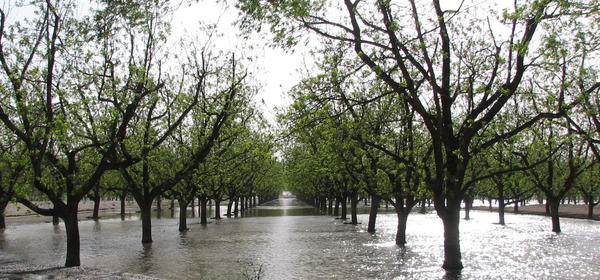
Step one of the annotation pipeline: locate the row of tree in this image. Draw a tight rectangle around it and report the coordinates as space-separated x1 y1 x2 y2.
0 1 282 267
239 0 600 272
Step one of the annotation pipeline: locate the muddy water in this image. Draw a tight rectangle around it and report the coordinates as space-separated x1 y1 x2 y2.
1 198 599 279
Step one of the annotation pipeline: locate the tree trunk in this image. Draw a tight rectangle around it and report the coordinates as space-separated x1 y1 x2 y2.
53 215 60 225
513 201 519 214
63 210 80 267
140 201 153 243
179 201 188 232
498 199 505 225
395 210 409 245
226 199 233 217
419 199 426 214
0 201 7 230
588 200 595 219
367 195 380 233
334 197 340 216
92 193 100 221
200 196 208 225
350 192 358 225
214 200 221 219
234 198 239 217
327 197 333 215
545 200 550 216
190 199 195 218
464 196 473 220
340 195 347 220
0 212 5 231
550 198 561 233
156 197 162 219
120 190 126 220
441 206 463 271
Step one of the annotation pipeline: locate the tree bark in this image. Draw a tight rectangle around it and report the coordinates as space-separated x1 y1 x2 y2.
140 201 153 243
0 201 7 230
441 206 463 271
588 201 595 219
498 198 505 225
233 198 239 217
63 210 80 267
327 197 333 215
156 196 162 213
200 196 208 224
550 198 561 233
395 210 409 245
464 196 473 220
190 199 195 218
513 201 519 214
419 199 426 214
179 201 188 232
350 191 358 225
333 197 340 216
340 195 347 220
497 184 505 225
367 195 380 233
226 199 233 217
120 190 126 220
214 200 221 219
92 193 100 221
0 210 5 231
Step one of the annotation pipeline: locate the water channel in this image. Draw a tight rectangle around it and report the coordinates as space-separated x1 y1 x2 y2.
1 198 599 279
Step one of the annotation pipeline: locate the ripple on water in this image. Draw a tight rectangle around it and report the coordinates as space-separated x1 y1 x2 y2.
1 199 599 279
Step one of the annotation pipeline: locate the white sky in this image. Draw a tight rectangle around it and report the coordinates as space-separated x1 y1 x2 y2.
171 1 302 125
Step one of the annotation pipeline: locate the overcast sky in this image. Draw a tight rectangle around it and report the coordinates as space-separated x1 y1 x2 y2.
171 1 304 125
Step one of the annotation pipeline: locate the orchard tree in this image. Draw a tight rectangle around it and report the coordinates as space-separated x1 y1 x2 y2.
576 164 600 219
0 130 27 230
519 119 594 232
0 1 176 266
234 0 599 270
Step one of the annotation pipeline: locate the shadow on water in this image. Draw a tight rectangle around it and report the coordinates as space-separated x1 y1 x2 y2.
444 271 462 280
137 243 154 274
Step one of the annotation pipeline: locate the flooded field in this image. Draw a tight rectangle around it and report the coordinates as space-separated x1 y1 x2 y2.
1 198 599 279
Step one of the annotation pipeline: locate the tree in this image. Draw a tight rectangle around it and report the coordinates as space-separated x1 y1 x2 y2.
235 0 596 270
519 119 593 232
0 130 27 230
119 48 248 242
0 1 170 266
576 164 600 219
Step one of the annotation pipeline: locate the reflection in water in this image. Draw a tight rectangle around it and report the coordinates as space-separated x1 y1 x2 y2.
0 198 599 279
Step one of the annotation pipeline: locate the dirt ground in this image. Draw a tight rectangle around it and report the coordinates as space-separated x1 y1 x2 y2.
472 203 600 220
4 200 141 217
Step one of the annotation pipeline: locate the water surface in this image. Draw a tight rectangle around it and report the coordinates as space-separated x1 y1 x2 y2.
1 198 599 279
